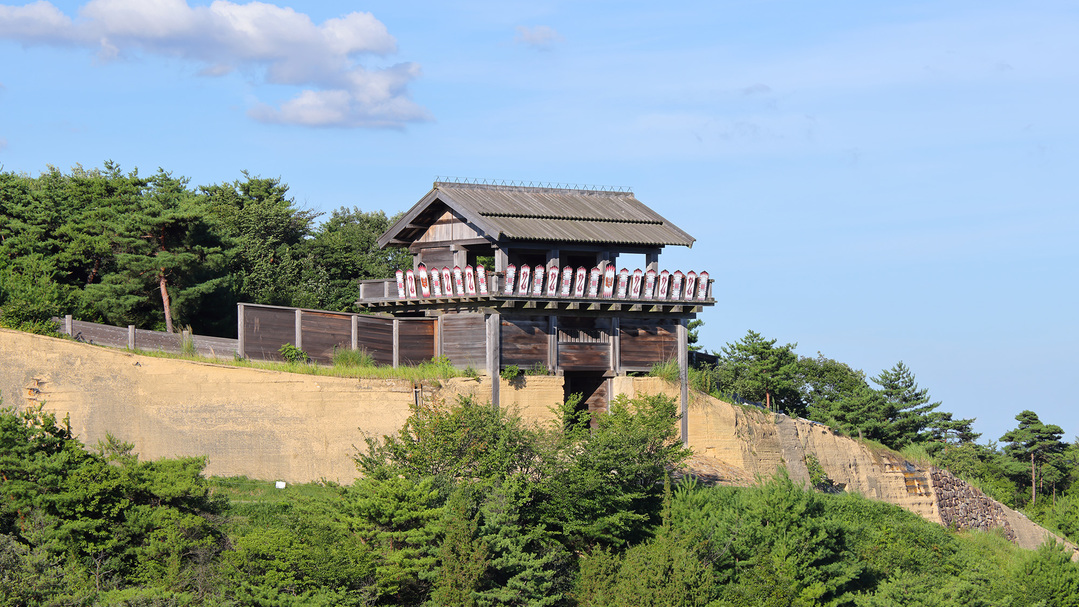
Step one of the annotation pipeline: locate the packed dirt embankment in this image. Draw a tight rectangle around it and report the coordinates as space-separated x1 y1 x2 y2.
1 329 1073 555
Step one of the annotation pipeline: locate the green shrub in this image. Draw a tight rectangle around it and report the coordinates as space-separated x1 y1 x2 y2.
500 364 521 380
279 343 310 364
333 347 376 368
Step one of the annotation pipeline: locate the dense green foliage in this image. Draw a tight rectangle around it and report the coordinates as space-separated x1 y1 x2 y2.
0 163 409 335
3 393 1078 605
661 329 1079 542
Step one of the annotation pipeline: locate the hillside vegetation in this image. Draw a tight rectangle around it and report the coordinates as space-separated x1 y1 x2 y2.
3 395 1078 606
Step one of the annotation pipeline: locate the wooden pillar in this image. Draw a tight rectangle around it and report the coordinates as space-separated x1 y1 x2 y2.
677 319 689 447
486 312 501 408
64 314 73 336
128 325 136 350
495 248 509 273
393 319 400 368
549 316 559 375
237 304 246 358
645 250 660 272
611 317 621 375
351 314 358 351
547 248 560 269
294 308 303 351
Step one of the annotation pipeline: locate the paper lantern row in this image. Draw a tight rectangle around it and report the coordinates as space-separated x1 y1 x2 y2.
395 264 710 302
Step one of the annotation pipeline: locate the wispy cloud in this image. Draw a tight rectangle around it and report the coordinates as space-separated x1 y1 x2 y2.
0 0 430 128
514 25 563 50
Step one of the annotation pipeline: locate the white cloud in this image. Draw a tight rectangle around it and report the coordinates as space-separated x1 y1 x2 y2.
514 25 563 50
0 0 429 128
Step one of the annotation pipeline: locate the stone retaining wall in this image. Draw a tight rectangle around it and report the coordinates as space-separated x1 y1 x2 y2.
931 467 1016 541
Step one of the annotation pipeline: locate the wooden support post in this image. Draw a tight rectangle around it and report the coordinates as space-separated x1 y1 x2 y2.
64 314 73 336
645 250 660 272
677 319 689 447
495 248 508 273
351 314 358 351
128 325 136 350
237 304 246 359
611 317 621 375
549 316 559 375
294 309 303 351
486 313 501 408
393 319 400 368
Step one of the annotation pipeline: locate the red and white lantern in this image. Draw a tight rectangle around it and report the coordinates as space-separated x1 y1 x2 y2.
395 270 405 298
684 271 697 302
406 270 417 299
532 265 545 296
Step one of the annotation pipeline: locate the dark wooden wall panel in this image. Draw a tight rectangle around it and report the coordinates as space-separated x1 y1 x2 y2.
69 320 128 348
244 307 295 361
443 313 487 368
501 317 549 368
300 311 353 364
558 317 612 343
418 247 454 272
620 320 678 369
356 315 394 366
558 343 610 371
399 319 436 365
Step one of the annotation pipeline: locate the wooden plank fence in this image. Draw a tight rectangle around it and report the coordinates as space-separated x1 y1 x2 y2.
56 315 238 359
237 303 438 367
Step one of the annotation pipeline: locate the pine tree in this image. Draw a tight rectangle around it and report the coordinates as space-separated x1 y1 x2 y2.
1001 410 1066 505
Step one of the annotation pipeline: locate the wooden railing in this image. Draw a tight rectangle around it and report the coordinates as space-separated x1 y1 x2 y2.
55 315 238 358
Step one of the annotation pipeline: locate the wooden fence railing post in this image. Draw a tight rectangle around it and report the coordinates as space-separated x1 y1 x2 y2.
677 319 689 447
351 314 358 351
128 325 136 350
65 314 73 336
392 319 400 368
294 308 303 351
237 303 246 359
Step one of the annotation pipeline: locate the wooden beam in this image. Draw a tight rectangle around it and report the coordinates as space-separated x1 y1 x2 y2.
677 319 689 447
486 312 501 408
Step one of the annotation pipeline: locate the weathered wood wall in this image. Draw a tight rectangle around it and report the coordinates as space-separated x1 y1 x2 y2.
58 317 238 358
399 319 436 365
356 315 394 366
242 306 296 361
442 313 487 368
501 317 550 369
619 319 678 370
300 311 353 362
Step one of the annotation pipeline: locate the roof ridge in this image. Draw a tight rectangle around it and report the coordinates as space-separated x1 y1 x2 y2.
434 179 634 195
481 212 661 225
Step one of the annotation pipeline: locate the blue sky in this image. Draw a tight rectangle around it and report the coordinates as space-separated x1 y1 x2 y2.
1 1 1076 444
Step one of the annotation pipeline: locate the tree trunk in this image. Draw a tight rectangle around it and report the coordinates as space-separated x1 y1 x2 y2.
159 273 173 333
1031 451 1036 505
